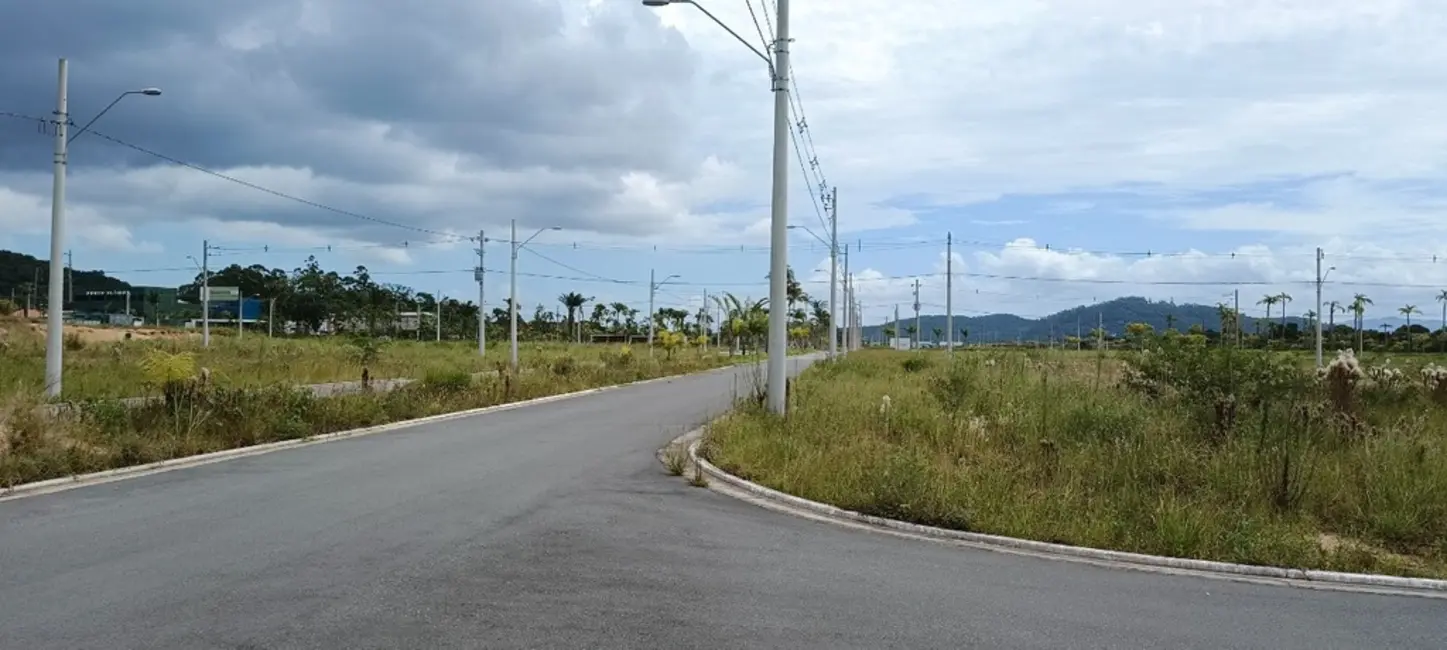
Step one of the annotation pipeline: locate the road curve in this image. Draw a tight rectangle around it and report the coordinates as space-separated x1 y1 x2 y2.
2 357 1442 649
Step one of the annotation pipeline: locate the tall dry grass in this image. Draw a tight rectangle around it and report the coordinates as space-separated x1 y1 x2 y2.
0 342 737 487
705 344 1447 579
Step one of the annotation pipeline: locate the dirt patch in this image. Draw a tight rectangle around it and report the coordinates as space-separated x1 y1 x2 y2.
14 322 196 344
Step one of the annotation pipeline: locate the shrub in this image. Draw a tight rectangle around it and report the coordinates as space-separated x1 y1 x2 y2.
63 331 86 351
901 355 931 373
420 369 473 394
0 299 15 316
551 355 579 376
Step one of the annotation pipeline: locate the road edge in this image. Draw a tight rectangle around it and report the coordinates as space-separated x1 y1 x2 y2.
665 426 1447 600
0 363 748 502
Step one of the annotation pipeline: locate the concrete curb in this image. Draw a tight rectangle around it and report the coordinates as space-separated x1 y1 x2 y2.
670 426 1447 599
0 363 746 502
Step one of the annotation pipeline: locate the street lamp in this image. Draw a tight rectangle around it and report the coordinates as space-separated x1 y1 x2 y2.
788 223 839 359
1315 247 1336 368
44 57 161 397
69 88 162 144
648 270 681 356
645 0 792 413
510 219 562 371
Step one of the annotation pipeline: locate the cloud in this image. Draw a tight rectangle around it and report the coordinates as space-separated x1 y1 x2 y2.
4 0 1447 322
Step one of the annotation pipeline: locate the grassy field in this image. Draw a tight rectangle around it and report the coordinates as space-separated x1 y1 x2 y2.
705 345 1447 579
0 320 735 399
0 336 740 488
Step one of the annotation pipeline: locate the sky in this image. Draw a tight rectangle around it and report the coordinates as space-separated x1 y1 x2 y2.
3 0 1447 327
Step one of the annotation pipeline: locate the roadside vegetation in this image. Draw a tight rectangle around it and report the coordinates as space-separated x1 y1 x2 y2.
704 342 1447 579
0 323 742 488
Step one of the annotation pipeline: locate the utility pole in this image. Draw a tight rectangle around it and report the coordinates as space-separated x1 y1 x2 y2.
827 186 839 360
509 220 519 371
201 239 211 348
65 249 73 306
475 230 486 356
437 294 443 342
701 288 709 351
1315 248 1325 367
893 303 900 349
945 232 953 356
43 58 69 398
912 278 921 350
1097 311 1104 350
268 297 275 337
1234 289 1241 348
840 248 850 356
763 0 792 414
648 268 656 354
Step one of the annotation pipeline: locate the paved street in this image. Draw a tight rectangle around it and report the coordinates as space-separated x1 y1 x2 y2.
2 357 1443 649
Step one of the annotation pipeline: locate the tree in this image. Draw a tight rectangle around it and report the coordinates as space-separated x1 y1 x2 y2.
1327 300 1343 347
1399 304 1421 350
1351 293 1372 351
932 327 943 343
1257 295 1278 339
1276 292 1293 332
1436 290 1447 350
559 292 589 343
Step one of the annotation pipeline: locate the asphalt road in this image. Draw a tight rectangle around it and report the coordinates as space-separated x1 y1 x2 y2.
2 356 1443 649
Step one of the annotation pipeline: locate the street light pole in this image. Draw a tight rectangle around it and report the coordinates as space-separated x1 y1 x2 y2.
476 230 486 356
644 0 790 413
43 58 161 397
508 220 561 371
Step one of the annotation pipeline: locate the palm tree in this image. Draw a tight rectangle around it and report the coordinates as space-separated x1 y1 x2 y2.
1276 292 1293 334
1257 295 1278 339
1436 290 1447 350
1350 294 1372 351
1304 310 1317 333
559 292 589 343
1164 313 1177 332
1215 302 1238 344
1399 304 1421 351
1326 300 1342 348
932 327 943 343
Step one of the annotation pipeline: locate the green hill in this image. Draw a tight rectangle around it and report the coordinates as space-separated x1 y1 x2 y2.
864 296 1298 343
0 249 172 315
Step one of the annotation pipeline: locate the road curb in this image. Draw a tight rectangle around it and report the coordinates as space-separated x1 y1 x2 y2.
0 363 746 502
668 426 1447 599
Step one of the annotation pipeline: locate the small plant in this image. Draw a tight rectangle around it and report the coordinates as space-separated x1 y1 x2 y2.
658 330 685 360
901 355 930 373
663 444 688 476
137 349 200 410
63 331 86 351
551 355 579 376
1323 348 1363 414
0 298 15 316
420 369 472 393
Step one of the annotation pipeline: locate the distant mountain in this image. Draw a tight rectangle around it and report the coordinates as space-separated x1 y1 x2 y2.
863 296 1300 343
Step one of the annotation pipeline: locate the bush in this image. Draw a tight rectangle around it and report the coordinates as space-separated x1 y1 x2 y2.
901 355 931 373
0 299 15 316
420 369 473 394
551 355 579 376
63 331 86 351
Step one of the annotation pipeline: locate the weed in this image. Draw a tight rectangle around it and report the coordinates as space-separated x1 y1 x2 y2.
708 348 1447 579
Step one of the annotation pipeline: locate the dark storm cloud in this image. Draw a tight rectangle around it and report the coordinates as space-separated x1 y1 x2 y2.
0 0 699 237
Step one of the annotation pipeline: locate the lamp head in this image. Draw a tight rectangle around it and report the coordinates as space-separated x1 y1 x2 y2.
138 88 162 96
642 0 673 6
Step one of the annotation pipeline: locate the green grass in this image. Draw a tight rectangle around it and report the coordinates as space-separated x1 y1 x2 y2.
705 346 1447 579
0 342 740 487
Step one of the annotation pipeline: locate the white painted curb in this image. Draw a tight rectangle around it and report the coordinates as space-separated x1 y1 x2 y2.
674 427 1447 598
0 363 745 502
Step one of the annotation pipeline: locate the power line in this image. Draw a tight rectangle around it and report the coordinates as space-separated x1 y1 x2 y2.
79 128 470 241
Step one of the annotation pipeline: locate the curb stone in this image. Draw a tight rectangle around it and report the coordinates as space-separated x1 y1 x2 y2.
0 362 748 502
668 426 1447 599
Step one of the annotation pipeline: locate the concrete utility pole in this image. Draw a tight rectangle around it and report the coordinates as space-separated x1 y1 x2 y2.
1235 288 1242 348
945 232 953 356
840 247 850 356
43 59 69 397
827 186 839 360
893 304 900 349
475 230 486 356
65 249 73 306
912 278 921 350
201 239 211 348
1314 248 1335 367
437 294 443 342
647 269 680 356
